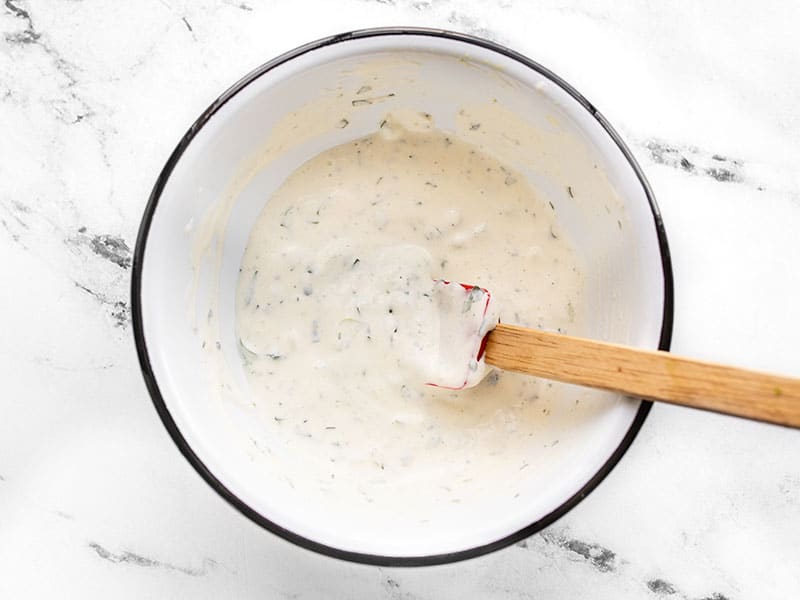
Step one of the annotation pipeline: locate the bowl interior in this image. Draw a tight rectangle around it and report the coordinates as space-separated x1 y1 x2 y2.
138 33 668 559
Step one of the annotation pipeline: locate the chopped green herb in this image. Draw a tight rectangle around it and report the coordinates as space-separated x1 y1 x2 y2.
462 286 484 313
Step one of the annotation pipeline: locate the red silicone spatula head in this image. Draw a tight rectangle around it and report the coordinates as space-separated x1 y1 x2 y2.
425 280 500 390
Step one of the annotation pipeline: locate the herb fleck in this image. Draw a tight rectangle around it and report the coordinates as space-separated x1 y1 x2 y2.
462 286 484 313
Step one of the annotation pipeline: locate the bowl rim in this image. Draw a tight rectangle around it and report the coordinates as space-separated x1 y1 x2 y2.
131 26 675 567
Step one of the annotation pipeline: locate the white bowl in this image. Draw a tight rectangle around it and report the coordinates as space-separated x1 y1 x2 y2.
132 28 673 565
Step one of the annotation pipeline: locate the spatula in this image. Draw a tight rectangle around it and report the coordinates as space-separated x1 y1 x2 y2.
432 281 800 429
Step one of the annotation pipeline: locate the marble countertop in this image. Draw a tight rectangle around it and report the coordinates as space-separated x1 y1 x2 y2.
2 1 799 597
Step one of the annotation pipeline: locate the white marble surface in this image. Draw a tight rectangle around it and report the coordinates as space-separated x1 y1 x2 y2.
1 0 799 597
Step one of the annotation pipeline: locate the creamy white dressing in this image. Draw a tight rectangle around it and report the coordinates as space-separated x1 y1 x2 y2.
234 111 584 510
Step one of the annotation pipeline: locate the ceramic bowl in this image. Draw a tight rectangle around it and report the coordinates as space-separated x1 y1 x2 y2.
132 28 673 565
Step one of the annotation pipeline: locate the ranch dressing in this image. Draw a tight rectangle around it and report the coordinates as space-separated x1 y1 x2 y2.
235 111 584 512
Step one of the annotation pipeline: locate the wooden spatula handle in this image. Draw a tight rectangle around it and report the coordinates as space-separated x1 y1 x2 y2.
484 323 800 428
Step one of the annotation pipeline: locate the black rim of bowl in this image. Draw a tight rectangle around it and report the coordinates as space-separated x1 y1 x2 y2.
131 26 674 567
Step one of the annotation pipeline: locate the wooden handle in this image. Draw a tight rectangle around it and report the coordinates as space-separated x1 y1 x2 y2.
484 323 800 428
